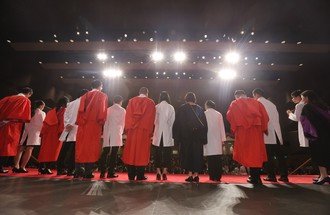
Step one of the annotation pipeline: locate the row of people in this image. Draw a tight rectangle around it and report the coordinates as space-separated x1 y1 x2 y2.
0 81 329 185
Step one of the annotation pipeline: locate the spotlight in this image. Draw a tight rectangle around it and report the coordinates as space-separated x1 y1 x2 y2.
86 31 89 35
39 40 44 43
224 52 240 64
76 31 80 35
96 53 108 61
151 51 164 62
6 40 11 43
54 39 59 43
218 68 237 80
103 68 123 78
173 51 187 63
101 39 105 42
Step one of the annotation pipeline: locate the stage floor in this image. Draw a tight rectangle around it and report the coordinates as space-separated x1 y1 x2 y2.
0 170 329 215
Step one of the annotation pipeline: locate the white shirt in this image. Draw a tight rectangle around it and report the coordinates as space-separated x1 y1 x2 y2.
152 101 175 147
103 104 126 147
20 108 46 146
258 97 283 145
204 108 226 156
59 98 80 142
288 101 309 147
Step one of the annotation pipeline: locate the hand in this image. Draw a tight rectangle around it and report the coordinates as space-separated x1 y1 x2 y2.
286 110 292 115
264 130 269 135
65 124 73 131
0 120 9 127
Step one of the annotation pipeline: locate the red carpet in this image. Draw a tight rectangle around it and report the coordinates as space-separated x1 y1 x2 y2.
0 168 319 184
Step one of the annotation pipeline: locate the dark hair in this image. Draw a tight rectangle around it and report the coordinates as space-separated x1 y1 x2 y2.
205 100 216 109
301 90 329 110
56 97 69 110
185 92 196 103
32 100 45 117
234 90 246 97
252 88 265 97
91 80 102 89
79 89 89 98
20 87 33 95
139 87 149 95
159 91 171 104
113 95 123 104
291 90 302 98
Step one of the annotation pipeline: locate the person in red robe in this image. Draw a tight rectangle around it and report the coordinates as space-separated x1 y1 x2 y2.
0 87 33 173
226 90 269 184
122 87 156 180
75 80 108 179
38 97 68 174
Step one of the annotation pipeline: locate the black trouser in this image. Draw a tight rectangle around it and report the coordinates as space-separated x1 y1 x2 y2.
0 156 8 170
250 168 261 180
75 162 94 175
263 144 288 178
57 141 75 172
126 165 145 180
99 146 119 174
154 136 172 169
207 155 222 180
39 162 52 170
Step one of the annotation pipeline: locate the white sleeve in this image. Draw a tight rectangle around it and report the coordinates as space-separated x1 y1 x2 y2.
219 114 226 142
168 106 175 127
289 103 303 122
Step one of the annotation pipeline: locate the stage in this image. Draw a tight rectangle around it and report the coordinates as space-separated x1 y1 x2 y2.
0 169 329 215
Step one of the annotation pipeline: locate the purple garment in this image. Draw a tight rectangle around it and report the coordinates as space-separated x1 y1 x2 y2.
300 115 318 140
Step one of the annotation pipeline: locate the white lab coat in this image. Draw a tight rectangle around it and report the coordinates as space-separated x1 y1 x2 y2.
152 101 175 147
59 98 80 142
288 101 309 147
258 97 283 145
203 108 226 156
103 104 126 147
20 108 46 146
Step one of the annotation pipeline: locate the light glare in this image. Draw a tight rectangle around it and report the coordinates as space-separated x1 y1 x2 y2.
225 52 240 64
218 68 237 80
173 51 187 63
103 68 123 78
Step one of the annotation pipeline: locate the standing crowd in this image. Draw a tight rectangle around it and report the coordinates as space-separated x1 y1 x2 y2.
0 80 329 185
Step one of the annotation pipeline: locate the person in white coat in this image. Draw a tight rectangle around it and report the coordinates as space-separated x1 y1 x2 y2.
204 100 226 182
13 100 46 173
57 89 88 176
152 91 175 180
100 95 126 178
253 89 289 182
287 90 309 148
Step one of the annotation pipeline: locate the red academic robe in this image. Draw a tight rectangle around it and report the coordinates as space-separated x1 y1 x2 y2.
0 94 31 156
75 90 108 163
226 98 269 168
122 96 156 166
38 108 65 162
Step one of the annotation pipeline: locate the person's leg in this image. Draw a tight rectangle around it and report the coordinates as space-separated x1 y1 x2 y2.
66 142 75 175
136 166 146 180
207 156 216 180
0 156 9 173
154 139 162 176
107 146 119 177
275 144 289 181
20 146 34 171
84 162 94 178
162 146 172 180
249 168 262 184
99 147 110 177
13 146 25 169
263 144 277 181
57 142 70 174
127 165 136 180
74 162 85 178
209 155 222 181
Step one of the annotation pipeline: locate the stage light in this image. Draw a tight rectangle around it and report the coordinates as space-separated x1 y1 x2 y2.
244 57 248 60
156 72 159 75
265 40 269 43
38 61 42 64
193 62 196 64
255 57 259 60
202 56 205 59
39 40 43 43
54 39 59 43
7 40 11 43
85 39 89 42
249 40 253 43
77 61 80 64
151 51 164 62
133 38 137 42
70 39 74 42
101 39 105 42
124 34 127 37
166 38 170 42
103 68 123 78
213 57 216 59
297 41 302 45
299 63 303 66
240 31 245 35
204 34 207 38
82 76 85 79
183 72 186 75
281 41 286 44
86 31 89 35
182 39 186 42
258 62 261 65
53 34 57 38
163 72 166 75
127 61 130 64
76 31 80 35
251 32 255 35
224 52 240 64
175 72 178 75
271 63 274 66
218 68 237 80
65 61 68 64
216 39 219 42
199 40 203 42
117 39 121 42
206 62 209 64
149 38 154 42
173 51 187 63
89 61 93 64
97 53 108 61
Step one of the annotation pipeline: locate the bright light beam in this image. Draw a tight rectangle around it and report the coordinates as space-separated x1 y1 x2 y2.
173 51 187 63
224 52 240 64
103 68 123 78
218 68 237 80
97 53 108 61
151 51 164 62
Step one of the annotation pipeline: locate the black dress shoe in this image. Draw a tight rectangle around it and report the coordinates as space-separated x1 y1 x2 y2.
193 176 199 183
162 173 167 181
100 172 106 179
67 170 75 176
73 167 85 178
44 169 53 175
19 168 28 173
12 167 21 173
263 176 277 182
313 177 330 185
57 170 67 176
0 169 9 174
136 176 148 181
278 176 289 182
156 173 161 180
247 177 262 185
185 176 194 182
313 176 320 182
107 173 119 178
84 173 95 179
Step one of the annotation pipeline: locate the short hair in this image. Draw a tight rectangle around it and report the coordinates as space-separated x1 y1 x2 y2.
56 97 69 109
291 90 302 98
34 100 45 108
185 92 196 103
79 89 89 97
205 100 216 109
252 88 265 97
139 87 149 95
159 91 171 104
20 87 33 95
113 95 123 104
91 80 102 89
234 90 246 97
